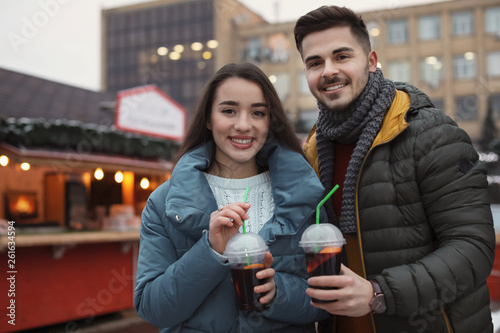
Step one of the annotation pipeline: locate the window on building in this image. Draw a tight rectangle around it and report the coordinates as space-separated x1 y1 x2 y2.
241 37 262 63
419 15 441 40
454 52 476 79
388 61 411 82
455 96 478 121
388 20 408 44
452 11 474 36
298 110 318 133
487 51 500 77
421 56 443 88
486 6 500 36
264 33 290 63
432 99 444 112
271 73 290 101
299 72 310 94
491 94 500 120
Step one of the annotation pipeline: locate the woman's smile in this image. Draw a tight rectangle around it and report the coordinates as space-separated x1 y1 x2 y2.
207 77 270 178
229 136 255 148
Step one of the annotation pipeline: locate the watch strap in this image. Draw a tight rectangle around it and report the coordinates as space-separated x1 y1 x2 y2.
369 280 386 314
370 280 383 295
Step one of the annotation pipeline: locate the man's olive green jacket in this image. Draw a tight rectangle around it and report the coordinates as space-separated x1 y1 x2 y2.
305 83 495 333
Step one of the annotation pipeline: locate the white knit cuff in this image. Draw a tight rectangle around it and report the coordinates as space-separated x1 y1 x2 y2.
212 248 228 263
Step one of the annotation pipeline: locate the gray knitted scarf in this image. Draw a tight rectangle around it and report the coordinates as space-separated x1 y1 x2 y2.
316 68 395 234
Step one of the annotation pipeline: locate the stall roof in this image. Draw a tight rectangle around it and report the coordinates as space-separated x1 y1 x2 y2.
0 67 115 124
0 116 178 160
0 67 180 169
0 142 173 176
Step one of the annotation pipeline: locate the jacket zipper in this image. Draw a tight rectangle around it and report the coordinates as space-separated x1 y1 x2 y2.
440 306 453 332
355 146 375 333
355 119 410 333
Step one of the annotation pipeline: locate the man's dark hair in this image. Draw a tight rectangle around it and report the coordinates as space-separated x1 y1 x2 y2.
294 5 371 56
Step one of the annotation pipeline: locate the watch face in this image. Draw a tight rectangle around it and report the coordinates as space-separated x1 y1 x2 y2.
372 295 386 314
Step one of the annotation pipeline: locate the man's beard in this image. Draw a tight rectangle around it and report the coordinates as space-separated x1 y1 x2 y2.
315 63 370 113
311 85 357 114
329 96 357 113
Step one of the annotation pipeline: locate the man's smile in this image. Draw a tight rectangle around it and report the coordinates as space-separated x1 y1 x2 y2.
324 83 347 91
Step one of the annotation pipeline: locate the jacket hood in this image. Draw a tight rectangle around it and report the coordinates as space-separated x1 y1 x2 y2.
394 82 434 112
165 139 327 242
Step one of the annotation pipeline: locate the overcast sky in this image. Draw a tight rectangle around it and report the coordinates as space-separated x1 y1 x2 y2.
0 0 450 91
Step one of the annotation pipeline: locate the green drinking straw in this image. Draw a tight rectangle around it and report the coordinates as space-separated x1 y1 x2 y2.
316 184 340 225
241 187 251 266
241 186 250 234
314 185 339 253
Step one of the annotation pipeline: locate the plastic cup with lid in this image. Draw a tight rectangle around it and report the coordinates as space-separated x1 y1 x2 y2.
224 232 269 311
299 223 346 303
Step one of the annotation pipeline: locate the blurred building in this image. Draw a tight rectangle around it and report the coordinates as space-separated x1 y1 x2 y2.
102 0 500 142
231 0 500 141
101 0 266 118
365 0 500 141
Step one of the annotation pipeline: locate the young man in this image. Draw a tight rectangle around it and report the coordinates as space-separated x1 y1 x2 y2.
294 5 495 333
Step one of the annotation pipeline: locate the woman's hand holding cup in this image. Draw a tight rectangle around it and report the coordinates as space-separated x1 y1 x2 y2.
208 202 250 254
255 252 276 306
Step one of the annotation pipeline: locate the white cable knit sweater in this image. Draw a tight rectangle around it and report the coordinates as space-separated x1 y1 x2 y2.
204 171 274 234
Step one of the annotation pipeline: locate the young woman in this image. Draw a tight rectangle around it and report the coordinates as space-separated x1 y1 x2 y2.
134 63 329 332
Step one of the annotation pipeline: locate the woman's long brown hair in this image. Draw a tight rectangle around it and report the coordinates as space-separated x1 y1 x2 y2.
174 63 305 163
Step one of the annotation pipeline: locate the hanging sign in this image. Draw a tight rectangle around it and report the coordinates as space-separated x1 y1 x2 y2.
115 85 186 141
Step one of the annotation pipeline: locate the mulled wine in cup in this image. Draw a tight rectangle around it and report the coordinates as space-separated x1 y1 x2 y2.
224 232 269 311
299 223 345 303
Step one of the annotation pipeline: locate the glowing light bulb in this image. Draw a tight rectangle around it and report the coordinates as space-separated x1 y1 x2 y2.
169 51 181 60
202 51 212 60
173 44 184 53
0 155 8 166
140 177 150 189
157 46 168 56
370 28 380 37
191 42 203 51
115 171 123 183
20 162 30 171
94 168 104 180
207 40 218 49
464 52 475 60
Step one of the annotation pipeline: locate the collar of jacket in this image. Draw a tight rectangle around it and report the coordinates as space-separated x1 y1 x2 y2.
304 89 411 177
165 138 327 242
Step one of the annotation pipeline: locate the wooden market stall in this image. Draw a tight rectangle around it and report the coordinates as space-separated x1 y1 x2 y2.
0 230 139 332
0 117 177 332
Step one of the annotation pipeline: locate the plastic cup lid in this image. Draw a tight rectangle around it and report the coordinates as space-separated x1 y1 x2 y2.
299 223 346 248
224 232 268 263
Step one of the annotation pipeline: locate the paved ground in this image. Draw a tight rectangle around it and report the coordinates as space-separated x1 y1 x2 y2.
79 318 158 333
17 302 500 333
17 309 158 333
77 313 158 333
